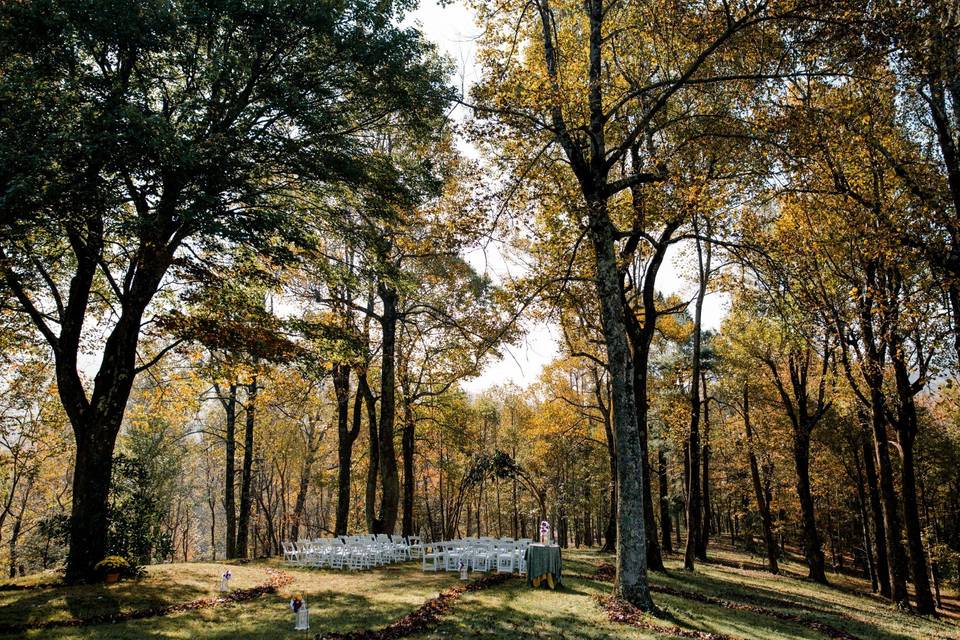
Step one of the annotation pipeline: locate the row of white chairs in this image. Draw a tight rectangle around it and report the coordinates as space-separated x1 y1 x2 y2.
421 537 531 575
281 534 423 571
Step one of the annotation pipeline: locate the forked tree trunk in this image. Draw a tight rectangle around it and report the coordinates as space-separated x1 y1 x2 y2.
63 340 144 581
764 350 828 584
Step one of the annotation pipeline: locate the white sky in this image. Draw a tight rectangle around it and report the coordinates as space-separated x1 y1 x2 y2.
408 1 729 393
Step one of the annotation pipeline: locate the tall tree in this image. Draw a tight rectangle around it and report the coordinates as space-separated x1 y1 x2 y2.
470 0 798 607
685 220 712 569
0 0 451 580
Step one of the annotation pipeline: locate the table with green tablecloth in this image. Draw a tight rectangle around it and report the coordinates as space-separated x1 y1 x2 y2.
525 544 562 589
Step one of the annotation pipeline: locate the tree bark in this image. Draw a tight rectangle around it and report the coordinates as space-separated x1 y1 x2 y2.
744 384 778 574
361 371 379 532
8 476 32 578
375 281 400 533
236 377 257 558
852 442 878 591
625 293 664 570
793 429 827 583
868 386 911 608
597 376 618 553
401 393 416 537
700 370 712 554
658 447 673 553
685 226 710 569
218 383 238 559
891 348 936 614
334 363 361 536
588 202 653 609
859 408 890 597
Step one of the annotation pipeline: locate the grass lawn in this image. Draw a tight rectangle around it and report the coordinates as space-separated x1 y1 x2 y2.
0 546 956 639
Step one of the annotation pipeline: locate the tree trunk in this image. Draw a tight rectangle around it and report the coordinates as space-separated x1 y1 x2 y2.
236 377 257 558
599 381 618 553
658 447 673 553
684 229 708 569
700 370 712 554
744 384 778 575
869 390 911 608
375 282 400 534
891 353 936 613
334 363 358 536
290 415 321 543
588 203 653 609
401 395 416 537
859 409 890 597
66 418 120 581
221 383 238 559
626 299 663 571
793 429 827 583
361 371 379 532
8 477 33 578
852 443 878 590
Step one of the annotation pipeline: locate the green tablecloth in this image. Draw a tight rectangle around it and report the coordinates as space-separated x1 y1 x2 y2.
525 544 562 588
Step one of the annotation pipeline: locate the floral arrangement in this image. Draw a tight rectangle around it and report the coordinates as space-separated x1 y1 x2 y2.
221 569 232 581
290 593 304 613
539 521 551 540
94 556 130 573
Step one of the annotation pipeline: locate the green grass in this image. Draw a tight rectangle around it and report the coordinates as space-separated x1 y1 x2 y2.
0 546 955 639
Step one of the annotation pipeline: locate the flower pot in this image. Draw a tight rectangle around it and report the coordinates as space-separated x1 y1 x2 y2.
104 572 120 585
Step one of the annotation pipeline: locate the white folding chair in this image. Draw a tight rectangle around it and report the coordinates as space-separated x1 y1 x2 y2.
422 543 443 571
496 546 516 573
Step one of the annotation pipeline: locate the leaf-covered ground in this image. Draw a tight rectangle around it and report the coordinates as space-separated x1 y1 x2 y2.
0 545 956 639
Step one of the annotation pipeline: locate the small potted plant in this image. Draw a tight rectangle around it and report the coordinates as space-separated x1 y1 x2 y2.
95 556 131 584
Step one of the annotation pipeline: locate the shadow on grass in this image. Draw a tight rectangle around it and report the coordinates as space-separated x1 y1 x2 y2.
0 580 204 627
651 566 933 640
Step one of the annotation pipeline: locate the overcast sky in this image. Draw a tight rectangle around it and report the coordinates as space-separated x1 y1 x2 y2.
407 1 730 393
